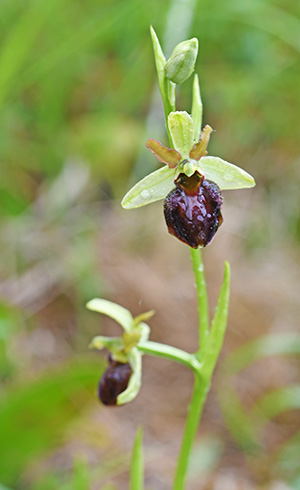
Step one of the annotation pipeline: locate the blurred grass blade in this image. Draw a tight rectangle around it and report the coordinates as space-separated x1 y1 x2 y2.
130 427 144 490
0 360 101 485
251 385 300 422
72 459 91 490
276 430 300 477
230 0 300 54
218 386 260 453
223 333 300 375
0 0 60 108
17 2 135 93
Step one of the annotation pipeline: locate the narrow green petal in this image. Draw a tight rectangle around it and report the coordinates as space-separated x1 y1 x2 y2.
133 310 155 327
197 156 256 190
86 299 133 332
121 166 176 209
168 111 194 158
117 348 142 405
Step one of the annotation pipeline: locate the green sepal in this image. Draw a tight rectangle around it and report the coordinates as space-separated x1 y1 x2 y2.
195 156 256 190
117 348 142 405
165 38 198 84
86 298 133 332
121 165 176 209
168 111 194 158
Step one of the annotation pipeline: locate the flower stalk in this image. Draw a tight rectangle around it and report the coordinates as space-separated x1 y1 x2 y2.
190 247 210 357
87 26 253 489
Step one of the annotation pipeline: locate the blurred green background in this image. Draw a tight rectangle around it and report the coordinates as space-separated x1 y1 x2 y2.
0 0 300 488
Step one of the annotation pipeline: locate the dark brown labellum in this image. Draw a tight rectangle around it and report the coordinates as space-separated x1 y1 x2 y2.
163 172 223 248
98 359 132 406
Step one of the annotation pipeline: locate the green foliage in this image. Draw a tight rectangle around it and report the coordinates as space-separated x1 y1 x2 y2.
0 359 101 486
130 427 144 490
0 0 299 487
218 333 300 481
32 459 92 490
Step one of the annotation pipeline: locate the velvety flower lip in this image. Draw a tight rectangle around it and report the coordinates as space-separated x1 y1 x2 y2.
98 358 132 406
121 111 255 210
164 171 223 248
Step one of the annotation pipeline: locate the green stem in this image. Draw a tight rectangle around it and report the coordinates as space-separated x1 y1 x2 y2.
190 248 210 356
151 28 212 490
137 340 201 373
172 249 210 489
162 77 176 146
173 373 209 490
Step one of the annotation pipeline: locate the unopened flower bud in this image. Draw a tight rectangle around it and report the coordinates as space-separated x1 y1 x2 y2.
165 38 198 84
98 358 132 406
163 172 223 248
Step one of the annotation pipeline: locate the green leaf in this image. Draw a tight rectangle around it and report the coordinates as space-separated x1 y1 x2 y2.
168 111 194 158
150 26 166 100
196 156 256 190
121 165 176 209
117 349 142 405
191 74 202 142
86 299 133 332
146 139 181 167
130 427 144 490
203 261 231 378
165 38 198 84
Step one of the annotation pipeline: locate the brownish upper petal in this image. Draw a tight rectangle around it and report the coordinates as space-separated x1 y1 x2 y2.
146 139 182 168
189 125 213 161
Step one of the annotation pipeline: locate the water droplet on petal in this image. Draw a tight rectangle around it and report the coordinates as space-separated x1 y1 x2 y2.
141 189 151 199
